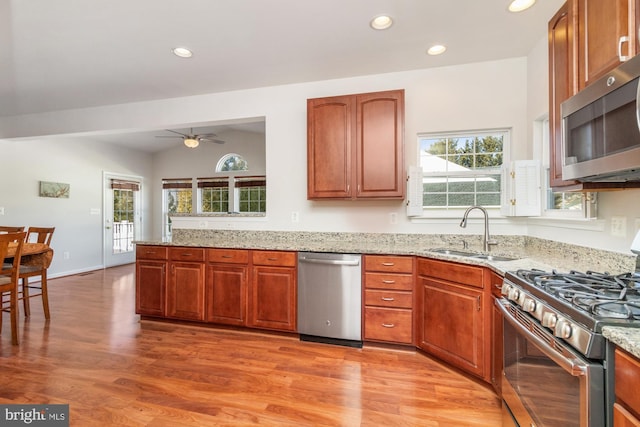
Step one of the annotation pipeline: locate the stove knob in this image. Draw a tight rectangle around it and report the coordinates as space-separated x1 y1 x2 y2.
541 312 557 328
507 288 520 302
555 319 573 339
501 283 510 296
522 298 536 313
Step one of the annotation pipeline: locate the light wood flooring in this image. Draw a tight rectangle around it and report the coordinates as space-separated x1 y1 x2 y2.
0 264 502 426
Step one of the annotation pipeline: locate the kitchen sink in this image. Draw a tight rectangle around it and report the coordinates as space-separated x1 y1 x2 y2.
428 248 518 262
428 248 479 257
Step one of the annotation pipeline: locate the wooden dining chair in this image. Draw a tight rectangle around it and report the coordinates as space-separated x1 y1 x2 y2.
19 227 55 319
0 226 25 233
0 231 26 345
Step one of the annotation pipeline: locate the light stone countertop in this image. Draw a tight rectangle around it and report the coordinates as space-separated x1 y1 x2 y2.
602 327 640 359
136 229 640 354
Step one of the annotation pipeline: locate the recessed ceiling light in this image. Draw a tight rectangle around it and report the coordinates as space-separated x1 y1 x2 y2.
370 15 393 30
508 0 536 12
427 44 447 56
172 47 193 58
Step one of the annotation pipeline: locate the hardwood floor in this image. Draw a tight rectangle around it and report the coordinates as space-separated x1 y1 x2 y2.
0 265 502 426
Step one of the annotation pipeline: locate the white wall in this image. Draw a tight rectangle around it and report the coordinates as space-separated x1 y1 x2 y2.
2 53 639 278
0 138 153 276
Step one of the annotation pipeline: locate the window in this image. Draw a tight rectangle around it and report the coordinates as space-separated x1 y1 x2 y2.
418 129 507 209
537 116 592 218
162 178 193 240
111 179 139 253
198 153 266 214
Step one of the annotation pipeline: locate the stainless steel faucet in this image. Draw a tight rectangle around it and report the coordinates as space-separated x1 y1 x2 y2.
460 205 498 252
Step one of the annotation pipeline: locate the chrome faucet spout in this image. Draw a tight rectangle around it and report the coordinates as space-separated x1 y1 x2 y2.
460 205 497 252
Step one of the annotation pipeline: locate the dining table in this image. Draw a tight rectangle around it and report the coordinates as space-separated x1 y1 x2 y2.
6 242 54 269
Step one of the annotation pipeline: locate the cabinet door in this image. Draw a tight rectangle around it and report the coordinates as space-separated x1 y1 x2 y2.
549 2 579 188
167 261 205 321
356 90 405 198
418 276 485 379
136 260 166 316
206 263 248 326
577 0 635 89
249 265 297 331
307 95 355 199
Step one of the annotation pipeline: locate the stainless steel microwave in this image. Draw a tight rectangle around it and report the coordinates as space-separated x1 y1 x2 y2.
561 54 640 182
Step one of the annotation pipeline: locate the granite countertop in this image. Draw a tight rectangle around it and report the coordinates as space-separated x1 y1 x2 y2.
135 229 640 355
603 327 640 358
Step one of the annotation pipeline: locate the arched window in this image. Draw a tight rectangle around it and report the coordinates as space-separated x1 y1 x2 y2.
216 153 249 172
199 153 266 214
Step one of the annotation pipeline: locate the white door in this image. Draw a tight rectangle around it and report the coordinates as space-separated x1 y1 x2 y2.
104 173 141 267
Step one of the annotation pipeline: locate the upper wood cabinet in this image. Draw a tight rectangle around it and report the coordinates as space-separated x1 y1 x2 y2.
576 0 637 90
548 1 640 190
307 89 405 200
549 3 578 189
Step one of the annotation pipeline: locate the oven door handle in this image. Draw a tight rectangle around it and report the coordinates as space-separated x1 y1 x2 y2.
497 299 588 377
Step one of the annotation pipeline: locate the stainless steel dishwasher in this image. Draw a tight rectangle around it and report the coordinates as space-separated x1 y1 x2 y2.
297 252 362 347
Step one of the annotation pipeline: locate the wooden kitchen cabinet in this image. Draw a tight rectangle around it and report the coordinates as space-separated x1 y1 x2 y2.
614 348 640 426
205 249 249 326
548 1 640 190
576 0 637 90
249 250 297 332
417 257 490 382
307 89 405 200
166 247 206 321
490 270 504 396
135 245 168 317
363 255 414 345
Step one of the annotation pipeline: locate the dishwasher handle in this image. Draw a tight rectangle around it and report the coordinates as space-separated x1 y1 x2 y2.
298 256 360 266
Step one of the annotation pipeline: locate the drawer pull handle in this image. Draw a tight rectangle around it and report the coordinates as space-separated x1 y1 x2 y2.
145 251 156 255
222 255 233 259
382 323 395 328
181 253 192 257
381 262 395 266
382 280 396 284
381 297 395 301
267 257 278 261
494 284 502 289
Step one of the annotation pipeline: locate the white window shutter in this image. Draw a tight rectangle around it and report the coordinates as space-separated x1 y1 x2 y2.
406 166 423 217
501 160 541 217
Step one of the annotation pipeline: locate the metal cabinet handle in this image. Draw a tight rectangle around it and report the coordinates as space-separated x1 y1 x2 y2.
267 257 278 261
181 253 192 257
494 284 502 290
381 323 395 328
381 297 395 301
381 262 395 266
382 280 396 284
619 35 630 61
221 255 233 259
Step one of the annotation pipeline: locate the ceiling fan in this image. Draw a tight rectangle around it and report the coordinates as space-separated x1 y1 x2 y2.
156 128 225 148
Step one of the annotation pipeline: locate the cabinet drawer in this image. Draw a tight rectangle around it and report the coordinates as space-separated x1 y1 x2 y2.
364 255 413 273
136 245 168 260
364 307 413 344
364 272 413 291
252 250 296 267
418 257 484 288
365 290 412 309
616 348 640 420
207 248 249 264
169 247 205 262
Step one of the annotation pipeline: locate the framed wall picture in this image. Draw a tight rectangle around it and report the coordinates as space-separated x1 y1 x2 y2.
39 181 70 198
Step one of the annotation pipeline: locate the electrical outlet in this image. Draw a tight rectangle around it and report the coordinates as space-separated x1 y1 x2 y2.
635 218 640 234
291 211 299 223
389 212 397 224
198 221 208 228
0 207 4 215
63 252 70 260
611 216 627 237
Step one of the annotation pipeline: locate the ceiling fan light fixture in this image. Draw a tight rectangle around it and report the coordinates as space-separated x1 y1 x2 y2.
183 137 199 148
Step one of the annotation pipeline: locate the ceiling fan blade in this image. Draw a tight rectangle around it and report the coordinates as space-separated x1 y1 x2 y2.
164 129 189 137
198 136 225 144
155 135 182 138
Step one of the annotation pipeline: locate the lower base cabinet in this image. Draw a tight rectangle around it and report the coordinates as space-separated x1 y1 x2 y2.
206 249 249 326
166 248 206 321
417 257 490 382
249 251 297 332
615 348 640 426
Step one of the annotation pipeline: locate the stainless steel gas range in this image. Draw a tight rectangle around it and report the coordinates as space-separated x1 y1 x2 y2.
496 269 640 427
